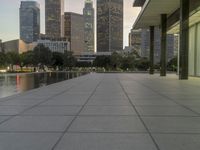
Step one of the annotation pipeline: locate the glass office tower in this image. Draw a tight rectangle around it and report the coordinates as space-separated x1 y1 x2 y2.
20 1 40 43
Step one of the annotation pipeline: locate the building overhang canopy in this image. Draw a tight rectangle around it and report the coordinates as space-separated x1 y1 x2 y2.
133 0 180 29
168 7 200 34
133 0 146 7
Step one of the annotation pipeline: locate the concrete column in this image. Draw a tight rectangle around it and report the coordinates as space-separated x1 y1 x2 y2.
160 14 167 76
149 26 155 74
179 0 189 80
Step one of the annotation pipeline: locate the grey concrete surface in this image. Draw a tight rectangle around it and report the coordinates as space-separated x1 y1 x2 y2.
0 73 200 150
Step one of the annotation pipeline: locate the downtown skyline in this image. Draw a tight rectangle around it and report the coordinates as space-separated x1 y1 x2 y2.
0 0 141 48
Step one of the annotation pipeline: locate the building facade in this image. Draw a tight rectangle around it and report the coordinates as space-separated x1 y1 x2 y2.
45 0 64 38
20 1 40 43
83 0 95 53
37 37 69 53
97 0 123 52
64 12 84 56
129 29 141 50
140 29 150 58
129 28 176 64
2 39 31 54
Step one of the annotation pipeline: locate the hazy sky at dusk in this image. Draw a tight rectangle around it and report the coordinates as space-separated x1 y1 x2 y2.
0 0 141 47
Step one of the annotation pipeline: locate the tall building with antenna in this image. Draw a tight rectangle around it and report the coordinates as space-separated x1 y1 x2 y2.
83 0 95 53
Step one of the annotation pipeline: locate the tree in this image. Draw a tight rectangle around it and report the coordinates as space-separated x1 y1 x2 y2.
33 44 52 68
167 56 178 71
19 53 25 71
63 51 77 70
6 51 20 71
93 55 111 70
110 52 122 70
121 55 135 71
135 57 150 71
0 52 6 67
22 51 35 67
76 61 92 68
51 52 64 70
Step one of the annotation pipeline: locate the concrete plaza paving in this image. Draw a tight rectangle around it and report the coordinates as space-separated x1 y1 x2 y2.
0 73 200 150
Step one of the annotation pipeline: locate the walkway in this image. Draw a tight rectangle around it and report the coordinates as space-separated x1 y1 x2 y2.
0 73 200 150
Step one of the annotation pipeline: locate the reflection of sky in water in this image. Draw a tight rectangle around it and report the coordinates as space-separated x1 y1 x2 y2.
0 72 86 98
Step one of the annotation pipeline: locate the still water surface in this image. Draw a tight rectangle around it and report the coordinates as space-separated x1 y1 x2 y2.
0 72 87 98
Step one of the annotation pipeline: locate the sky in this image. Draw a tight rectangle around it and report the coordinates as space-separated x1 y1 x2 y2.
0 0 141 48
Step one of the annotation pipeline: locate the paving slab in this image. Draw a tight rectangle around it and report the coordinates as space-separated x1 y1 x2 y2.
0 133 61 150
187 106 200 114
0 116 10 123
0 105 29 115
136 106 197 116
68 116 147 133
23 106 82 116
0 116 74 132
153 134 200 150
131 99 178 106
80 106 137 116
0 99 43 106
87 98 130 106
142 116 200 133
41 94 90 106
54 133 157 150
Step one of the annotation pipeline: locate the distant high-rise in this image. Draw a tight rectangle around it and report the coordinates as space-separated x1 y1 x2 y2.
97 0 123 52
129 28 176 63
64 12 84 55
45 0 64 38
129 29 141 50
83 0 94 52
20 1 40 43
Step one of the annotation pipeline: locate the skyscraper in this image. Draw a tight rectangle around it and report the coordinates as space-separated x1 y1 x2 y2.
83 0 95 53
20 1 40 43
45 0 64 38
64 12 84 55
97 0 123 52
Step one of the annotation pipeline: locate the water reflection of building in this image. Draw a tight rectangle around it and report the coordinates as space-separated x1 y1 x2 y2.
83 0 95 53
97 0 123 52
45 0 64 38
20 1 40 43
64 12 84 56
16 74 35 92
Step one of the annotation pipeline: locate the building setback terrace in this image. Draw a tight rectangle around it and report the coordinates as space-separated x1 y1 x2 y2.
0 73 200 150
